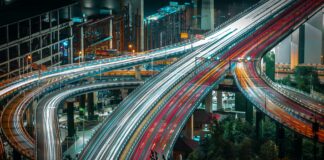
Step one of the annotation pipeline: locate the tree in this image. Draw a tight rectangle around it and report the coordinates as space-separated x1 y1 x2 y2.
264 51 275 81
293 66 318 93
222 117 253 144
311 71 323 94
188 147 206 160
259 140 278 160
238 137 254 160
262 117 276 142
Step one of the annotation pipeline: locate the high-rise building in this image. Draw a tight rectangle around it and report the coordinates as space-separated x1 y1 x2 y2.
0 0 77 80
144 2 193 50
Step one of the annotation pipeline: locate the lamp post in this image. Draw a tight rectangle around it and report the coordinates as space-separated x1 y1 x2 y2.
27 55 32 73
79 51 82 65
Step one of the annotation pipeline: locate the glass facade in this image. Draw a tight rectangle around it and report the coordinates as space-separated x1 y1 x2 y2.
0 5 74 80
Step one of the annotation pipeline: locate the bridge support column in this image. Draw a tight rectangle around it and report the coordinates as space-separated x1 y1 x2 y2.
26 105 33 136
12 149 21 160
201 0 215 30
121 89 129 100
94 91 98 107
134 65 142 80
276 124 285 158
184 115 194 139
204 91 213 113
67 100 75 137
216 91 222 111
235 93 253 124
322 8 324 65
292 133 303 160
255 110 263 140
87 92 95 120
79 94 86 117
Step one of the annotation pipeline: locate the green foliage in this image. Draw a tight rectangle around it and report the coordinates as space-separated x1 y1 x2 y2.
292 66 323 93
188 117 256 160
222 117 253 144
294 66 313 92
277 66 323 94
187 147 206 160
264 51 275 81
262 117 276 142
277 75 293 87
188 115 324 160
238 138 254 160
259 140 278 160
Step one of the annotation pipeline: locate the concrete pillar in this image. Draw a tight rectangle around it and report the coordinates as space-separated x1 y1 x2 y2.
216 91 222 110
87 92 95 120
184 115 194 139
67 100 75 137
255 110 263 140
94 91 98 107
26 106 33 136
276 124 285 158
13 149 21 160
204 91 213 113
120 89 129 100
201 0 215 30
292 133 303 160
235 92 253 124
134 65 142 80
79 94 86 117
322 8 324 65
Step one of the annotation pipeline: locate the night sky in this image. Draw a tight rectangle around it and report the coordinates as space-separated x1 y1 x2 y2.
1 0 259 18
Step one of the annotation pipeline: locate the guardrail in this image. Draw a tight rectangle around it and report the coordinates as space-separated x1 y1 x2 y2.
232 71 314 139
262 74 323 114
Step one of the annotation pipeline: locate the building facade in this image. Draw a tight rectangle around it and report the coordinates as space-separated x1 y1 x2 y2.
144 2 193 51
0 2 76 80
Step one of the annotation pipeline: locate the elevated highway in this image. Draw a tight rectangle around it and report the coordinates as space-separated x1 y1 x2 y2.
0 0 323 159
80 1 323 159
128 1 324 159
36 80 143 160
79 0 324 159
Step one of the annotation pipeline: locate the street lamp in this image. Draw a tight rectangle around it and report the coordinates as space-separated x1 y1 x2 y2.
27 55 32 73
79 51 82 65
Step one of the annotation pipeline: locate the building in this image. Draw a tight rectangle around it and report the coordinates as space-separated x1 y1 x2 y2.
144 2 194 50
0 0 77 80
